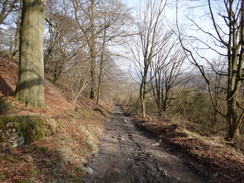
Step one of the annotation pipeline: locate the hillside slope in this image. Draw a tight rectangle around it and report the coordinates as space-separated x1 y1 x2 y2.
0 54 109 182
131 115 244 183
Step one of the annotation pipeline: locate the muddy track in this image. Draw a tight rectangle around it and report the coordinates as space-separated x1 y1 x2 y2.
84 106 209 183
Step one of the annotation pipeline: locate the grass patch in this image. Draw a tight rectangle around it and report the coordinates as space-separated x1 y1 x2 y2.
29 168 38 176
0 97 14 114
17 181 28 183
80 110 90 118
68 111 80 119
36 146 49 153
0 154 18 163
0 172 5 181
75 166 84 175
43 158 52 166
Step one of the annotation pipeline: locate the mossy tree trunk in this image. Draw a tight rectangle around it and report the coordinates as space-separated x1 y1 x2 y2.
15 0 46 107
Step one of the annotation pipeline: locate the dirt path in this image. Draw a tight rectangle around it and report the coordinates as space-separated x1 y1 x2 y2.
84 106 208 183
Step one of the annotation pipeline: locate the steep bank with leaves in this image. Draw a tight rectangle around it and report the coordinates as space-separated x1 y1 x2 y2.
0 55 110 182
130 114 244 183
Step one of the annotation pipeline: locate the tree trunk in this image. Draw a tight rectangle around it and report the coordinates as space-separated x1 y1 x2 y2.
96 23 107 105
12 3 21 59
90 0 97 101
225 0 244 140
15 0 45 107
140 94 146 119
140 76 147 119
226 96 239 139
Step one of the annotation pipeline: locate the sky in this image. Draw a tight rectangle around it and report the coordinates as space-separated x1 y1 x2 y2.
118 0 226 76
122 0 137 8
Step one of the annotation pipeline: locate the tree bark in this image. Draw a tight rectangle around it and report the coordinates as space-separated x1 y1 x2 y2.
12 6 21 59
96 19 107 105
140 74 147 119
90 0 97 100
15 0 45 107
225 0 244 139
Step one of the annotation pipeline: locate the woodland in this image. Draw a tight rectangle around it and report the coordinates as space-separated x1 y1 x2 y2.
0 0 243 182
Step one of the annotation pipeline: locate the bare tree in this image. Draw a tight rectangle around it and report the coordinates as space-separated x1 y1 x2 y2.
44 0 76 83
208 58 227 125
71 0 132 102
0 1 21 57
66 64 91 103
71 0 97 101
150 39 186 116
11 7 21 58
95 0 132 104
0 0 19 25
177 0 244 139
129 0 167 119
